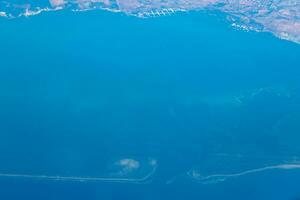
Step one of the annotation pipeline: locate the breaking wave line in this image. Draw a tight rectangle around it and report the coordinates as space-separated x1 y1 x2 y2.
188 163 300 184
0 159 158 184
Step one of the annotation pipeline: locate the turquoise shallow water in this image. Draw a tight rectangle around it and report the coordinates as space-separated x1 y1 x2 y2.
0 10 300 199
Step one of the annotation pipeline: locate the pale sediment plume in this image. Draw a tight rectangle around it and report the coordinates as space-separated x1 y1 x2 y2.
1 0 300 44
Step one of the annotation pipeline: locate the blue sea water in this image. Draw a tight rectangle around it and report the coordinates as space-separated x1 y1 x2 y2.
1 10 300 199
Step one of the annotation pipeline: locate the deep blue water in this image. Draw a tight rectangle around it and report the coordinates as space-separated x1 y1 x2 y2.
1 10 300 199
